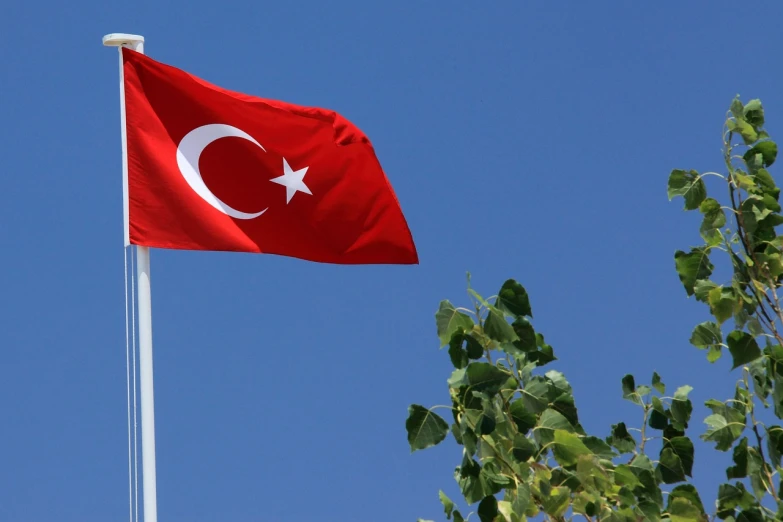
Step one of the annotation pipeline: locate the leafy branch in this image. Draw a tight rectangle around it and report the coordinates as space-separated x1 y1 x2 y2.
410 279 696 522
408 98 783 522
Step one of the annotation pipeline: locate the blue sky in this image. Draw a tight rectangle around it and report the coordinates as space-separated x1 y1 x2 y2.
3 2 783 521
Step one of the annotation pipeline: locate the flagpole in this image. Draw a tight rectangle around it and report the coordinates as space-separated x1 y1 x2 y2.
135 244 157 522
103 33 158 522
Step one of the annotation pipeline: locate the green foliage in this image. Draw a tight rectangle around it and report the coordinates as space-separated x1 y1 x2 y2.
667 96 783 520
406 278 697 521
408 98 783 521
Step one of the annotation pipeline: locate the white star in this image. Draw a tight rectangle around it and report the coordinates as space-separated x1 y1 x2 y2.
270 158 312 204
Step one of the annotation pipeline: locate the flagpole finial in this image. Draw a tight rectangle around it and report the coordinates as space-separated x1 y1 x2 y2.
102 33 145 48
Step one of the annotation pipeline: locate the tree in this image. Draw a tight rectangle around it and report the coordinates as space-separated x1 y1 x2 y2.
406 97 783 522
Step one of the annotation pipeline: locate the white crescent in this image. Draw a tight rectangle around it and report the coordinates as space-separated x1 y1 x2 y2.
176 123 268 220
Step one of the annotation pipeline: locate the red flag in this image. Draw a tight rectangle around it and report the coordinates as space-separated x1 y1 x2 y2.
121 49 417 265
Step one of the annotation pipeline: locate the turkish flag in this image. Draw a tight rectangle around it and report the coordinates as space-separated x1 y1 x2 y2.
121 48 417 265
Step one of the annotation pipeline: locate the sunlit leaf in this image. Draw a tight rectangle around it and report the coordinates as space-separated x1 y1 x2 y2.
439 490 455 520
668 497 702 522
552 430 592 467
702 405 746 451
667 485 705 515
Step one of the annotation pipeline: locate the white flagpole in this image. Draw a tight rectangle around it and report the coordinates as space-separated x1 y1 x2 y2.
103 33 159 522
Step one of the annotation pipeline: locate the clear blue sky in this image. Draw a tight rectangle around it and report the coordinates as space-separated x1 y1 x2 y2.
3 2 783 521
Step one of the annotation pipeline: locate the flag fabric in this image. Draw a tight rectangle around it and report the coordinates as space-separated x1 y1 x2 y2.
121 48 418 265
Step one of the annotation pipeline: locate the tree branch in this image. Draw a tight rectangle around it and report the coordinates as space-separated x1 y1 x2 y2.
724 132 781 336
639 403 650 454
744 371 779 502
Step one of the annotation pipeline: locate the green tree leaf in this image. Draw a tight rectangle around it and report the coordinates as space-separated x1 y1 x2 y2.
668 484 705 516
755 167 777 191
657 447 686 484
670 386 694 430
690 322 722 351
535 409 574 446
744 141 777 168
700 197 726 243
448 368 468 388
726 437 748 479
668 169 707 210
511 434 537 463
652 372 665 394
708 287 738 325
455 457 488 504
614 464 642 489
668 497 703 522
665 437 694 477
509 399 536 434
521 377 549 413
474 411 496 436
466 362 513 395
496 279 532 318
732 118 759 145
757 246 783 278
439 490 455 520
448 330 469 369
583 436 617 459
739 196 772 235
530 332 557 366
649 408 668 430
638 501 662 522
736 508 764 522
694 280 718 302
766 425 783 467
743 99 765 128
730 97 744 119
436 301 474 346
628 455 663 508
726 331 762 369
675 248 714 296
477 495 498 522
702 411 745 452
552 430 592 467
460 418 478 456
622 374 642 405
707 346 722 363
510 317 536 351
465 335 484 359
497 501 515 522
511 482 531 518
608 422 636 454
406 405 449 452
484 306 518 343
717 482 755 519
541 486 570 517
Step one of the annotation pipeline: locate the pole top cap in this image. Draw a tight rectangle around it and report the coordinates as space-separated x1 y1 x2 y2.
102 33 145 48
